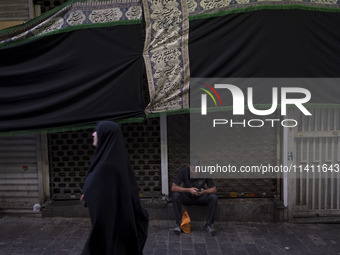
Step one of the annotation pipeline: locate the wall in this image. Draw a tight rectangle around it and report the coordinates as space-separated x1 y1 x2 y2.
167 113 279 198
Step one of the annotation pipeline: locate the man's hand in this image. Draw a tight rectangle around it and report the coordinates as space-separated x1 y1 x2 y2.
195 189 204 196
172 183 204 196
188 187 198 195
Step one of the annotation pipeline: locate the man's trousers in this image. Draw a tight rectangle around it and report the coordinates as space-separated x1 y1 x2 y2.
172 192 218 226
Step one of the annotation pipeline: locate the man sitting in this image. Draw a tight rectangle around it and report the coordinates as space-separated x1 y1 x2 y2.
171 160 218 236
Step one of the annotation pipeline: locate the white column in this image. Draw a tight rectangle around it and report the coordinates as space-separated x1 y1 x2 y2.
283 126 288 208
283 113 296 221
160 114 169 196
36 133 50 203
28 0 34 19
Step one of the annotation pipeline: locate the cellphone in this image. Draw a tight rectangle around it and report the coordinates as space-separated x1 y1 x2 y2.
197 188 202 192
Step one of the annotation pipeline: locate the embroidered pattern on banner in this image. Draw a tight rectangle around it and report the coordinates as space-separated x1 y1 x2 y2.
89 8 124 23
187 0 340 16
143 0 190 113
0 0 142 44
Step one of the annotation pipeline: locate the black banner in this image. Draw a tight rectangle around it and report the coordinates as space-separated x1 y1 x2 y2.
189 9 340 78
0 25 145 132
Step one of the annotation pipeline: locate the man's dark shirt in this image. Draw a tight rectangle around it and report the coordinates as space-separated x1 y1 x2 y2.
173 166 215 191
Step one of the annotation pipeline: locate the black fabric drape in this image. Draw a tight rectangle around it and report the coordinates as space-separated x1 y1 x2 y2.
82 121 149 255
0 25 145 132
189 9 340 78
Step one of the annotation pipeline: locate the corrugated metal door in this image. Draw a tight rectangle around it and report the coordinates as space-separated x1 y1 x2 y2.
0 0 32 21
0 135 42 214
289 108 340 217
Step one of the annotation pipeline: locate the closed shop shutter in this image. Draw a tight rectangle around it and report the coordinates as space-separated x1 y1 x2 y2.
0 135 41 214
0 0 30 21
48 120 161 200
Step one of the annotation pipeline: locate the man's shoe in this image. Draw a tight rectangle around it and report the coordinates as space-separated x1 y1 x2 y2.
174 225 181 235
204 224 216 236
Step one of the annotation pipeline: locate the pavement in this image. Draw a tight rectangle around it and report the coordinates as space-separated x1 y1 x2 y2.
0 216 339 255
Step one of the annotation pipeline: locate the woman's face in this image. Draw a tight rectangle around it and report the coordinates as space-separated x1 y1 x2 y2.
92 131 98 147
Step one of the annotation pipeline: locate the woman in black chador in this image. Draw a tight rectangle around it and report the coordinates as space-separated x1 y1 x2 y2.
81 121 149 255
